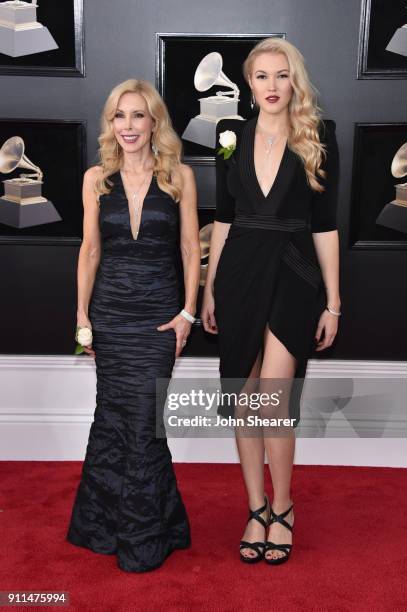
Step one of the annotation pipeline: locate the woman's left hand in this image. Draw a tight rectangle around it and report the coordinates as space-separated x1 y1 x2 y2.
157 314 192 357
314 309 339 351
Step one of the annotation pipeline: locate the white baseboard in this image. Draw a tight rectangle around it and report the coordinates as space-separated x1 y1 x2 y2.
0 355 406 467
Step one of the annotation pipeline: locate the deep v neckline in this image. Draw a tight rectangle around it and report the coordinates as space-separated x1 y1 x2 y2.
249 117 289 201
118 170 154 240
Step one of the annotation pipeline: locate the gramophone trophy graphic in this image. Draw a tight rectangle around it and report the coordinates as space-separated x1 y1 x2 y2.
386 8 407 57
0 136 61 229
182 52 244 149
376 143 407 234
0 0 58 57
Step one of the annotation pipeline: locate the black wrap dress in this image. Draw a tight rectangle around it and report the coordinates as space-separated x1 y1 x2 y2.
213 116 339 427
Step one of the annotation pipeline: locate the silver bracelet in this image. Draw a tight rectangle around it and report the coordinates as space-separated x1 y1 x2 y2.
326 306 341 316
180 308 196 324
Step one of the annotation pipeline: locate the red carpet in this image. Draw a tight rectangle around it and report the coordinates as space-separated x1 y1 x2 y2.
1 462 407 611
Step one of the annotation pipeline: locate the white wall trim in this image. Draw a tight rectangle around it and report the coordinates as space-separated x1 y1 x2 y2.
0 355 406 466
1 354 407 373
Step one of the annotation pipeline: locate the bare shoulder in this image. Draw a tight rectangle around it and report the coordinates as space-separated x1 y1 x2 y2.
84 165 103 185
172 162 195 188
82 166 103 212
177 162 195 180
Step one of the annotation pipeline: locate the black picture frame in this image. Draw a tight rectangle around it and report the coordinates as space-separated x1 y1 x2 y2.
357 0 407 79
156 33 285 165
0 118 87 245
0 0 85 77
349 123 407 250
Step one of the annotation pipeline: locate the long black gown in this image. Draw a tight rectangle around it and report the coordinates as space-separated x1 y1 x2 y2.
213 117 339 426
67 171 191 572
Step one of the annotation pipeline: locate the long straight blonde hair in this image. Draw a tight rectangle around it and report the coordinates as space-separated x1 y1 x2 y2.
95 79 182 201
243 38 326 192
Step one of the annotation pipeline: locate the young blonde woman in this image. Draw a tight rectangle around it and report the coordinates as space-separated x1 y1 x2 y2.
67 79 200 572
202 38 340 565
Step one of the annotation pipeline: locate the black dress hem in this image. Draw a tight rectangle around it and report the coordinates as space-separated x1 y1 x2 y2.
66 532 191 573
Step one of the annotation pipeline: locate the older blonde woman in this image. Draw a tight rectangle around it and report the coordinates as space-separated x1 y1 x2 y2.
202 38 340 565
67 79 200 572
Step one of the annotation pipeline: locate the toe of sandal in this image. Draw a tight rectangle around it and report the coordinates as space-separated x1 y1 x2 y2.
264 541 292 565
239 540 266 564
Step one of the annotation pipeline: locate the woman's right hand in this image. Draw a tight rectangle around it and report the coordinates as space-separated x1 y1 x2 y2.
76 315 95 358
201 289 218 334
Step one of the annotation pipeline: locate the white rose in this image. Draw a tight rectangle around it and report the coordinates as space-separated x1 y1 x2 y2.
219 130 236 149
77 327 93 346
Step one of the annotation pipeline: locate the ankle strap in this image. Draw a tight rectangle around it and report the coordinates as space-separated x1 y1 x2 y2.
269 504 293 532
247 496 269 528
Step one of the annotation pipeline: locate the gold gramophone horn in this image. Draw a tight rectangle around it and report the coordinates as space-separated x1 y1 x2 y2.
0 136 43 181
391 142 407 179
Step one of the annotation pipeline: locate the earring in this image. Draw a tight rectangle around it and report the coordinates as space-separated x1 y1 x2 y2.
151 140 158 156
250 92 256 110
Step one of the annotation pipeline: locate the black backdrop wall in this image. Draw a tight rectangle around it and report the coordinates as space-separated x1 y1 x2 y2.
0 0 406 359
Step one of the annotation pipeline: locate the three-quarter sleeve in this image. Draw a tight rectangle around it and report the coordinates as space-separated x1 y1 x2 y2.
214 121 236 223
310 120 339 233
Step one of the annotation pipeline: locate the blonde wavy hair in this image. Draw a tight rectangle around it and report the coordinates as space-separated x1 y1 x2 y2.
95 79 182 201
243 38 326 192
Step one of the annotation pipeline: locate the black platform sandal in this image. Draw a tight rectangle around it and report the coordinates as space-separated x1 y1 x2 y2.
264 503 294 565
239 495 270 564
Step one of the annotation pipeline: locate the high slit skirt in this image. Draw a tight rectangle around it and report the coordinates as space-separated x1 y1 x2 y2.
214 221 326 427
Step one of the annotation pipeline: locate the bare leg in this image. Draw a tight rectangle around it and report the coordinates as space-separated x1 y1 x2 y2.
236 350 268 560
260 327 296 561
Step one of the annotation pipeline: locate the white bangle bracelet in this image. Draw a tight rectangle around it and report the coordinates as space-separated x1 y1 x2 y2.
326 306 341 316
180 309 196 324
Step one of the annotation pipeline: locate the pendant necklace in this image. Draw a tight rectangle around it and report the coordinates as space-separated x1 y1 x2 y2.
255 128 287 197
257 129 285 155
122 170 153 240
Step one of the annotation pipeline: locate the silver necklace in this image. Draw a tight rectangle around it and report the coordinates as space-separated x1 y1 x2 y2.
257 128 285 155
122 170 152 240
254 129 287 197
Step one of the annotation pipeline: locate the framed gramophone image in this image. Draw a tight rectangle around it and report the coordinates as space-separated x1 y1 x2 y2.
358 0 407 79
156 33 285 163
0 118 86 245
0 0 84 76
0 135 62 230
349 123 407 250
